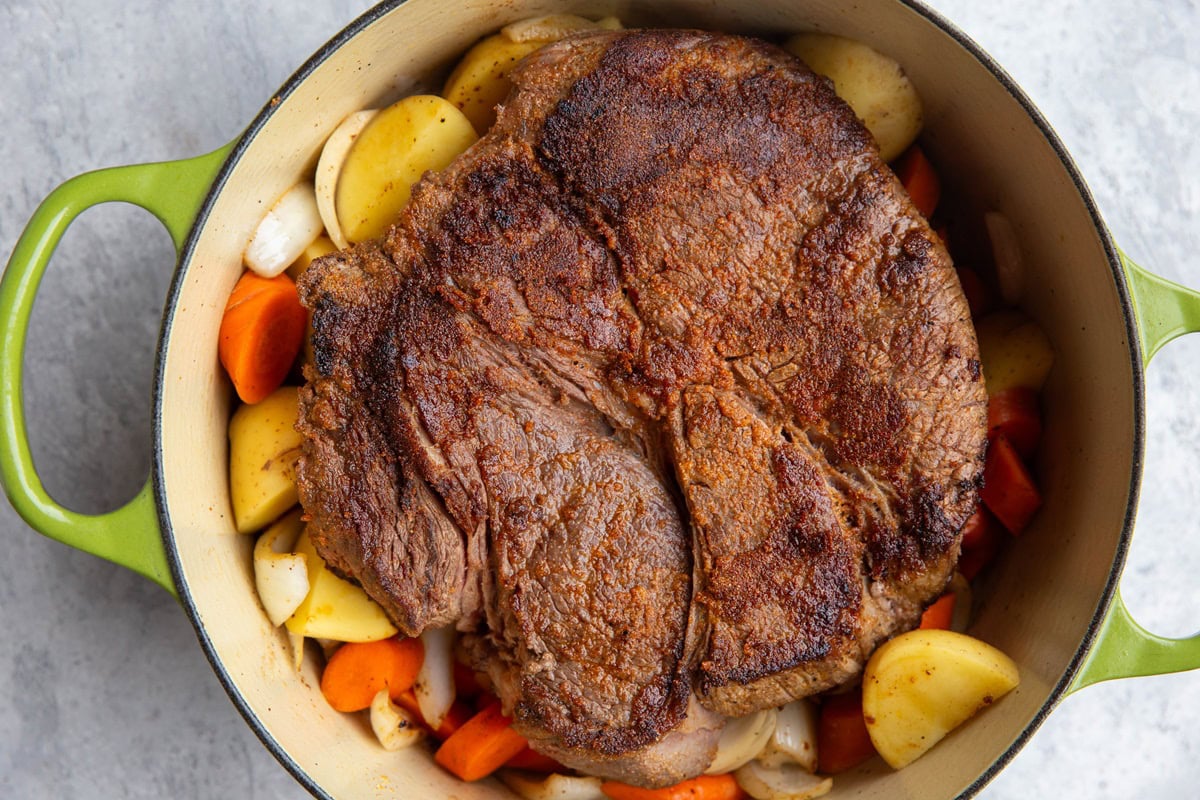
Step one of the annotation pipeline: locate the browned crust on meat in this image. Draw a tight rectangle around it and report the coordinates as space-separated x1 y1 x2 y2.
296 27 987 780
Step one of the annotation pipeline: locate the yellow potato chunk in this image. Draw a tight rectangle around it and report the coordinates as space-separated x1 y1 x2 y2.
229 386 303 533
785 33 923 162
335 95 477 244
862 629 1019 769
974 310 1055 395
442 34 546 134
284 529 398 642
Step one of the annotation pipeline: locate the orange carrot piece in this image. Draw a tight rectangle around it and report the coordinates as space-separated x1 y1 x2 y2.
601 774 746 800
980 435 1043 535
505 745 566 773
919 591 957 630
319 636 424 713
958 506 1005 580
434 702 529 781
988 387 1042 460
895 145 941 219
956 266 994 318
218 271 307 404
817 691 877 774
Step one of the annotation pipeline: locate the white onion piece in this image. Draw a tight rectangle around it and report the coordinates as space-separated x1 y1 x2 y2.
985 211 1023 305
244 183 324 277
288 628 306 672
498 770 606 800
705 709 777 775
735 761 833 800
758 699 819 773
253 512 310 626
370 689 426 751
415 625 455 728
314 109 378 249
949 572 973 634
501 14 621 43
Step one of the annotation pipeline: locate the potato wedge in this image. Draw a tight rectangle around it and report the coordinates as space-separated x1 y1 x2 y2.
229 386 303 533
335 95 477 244
785 33 922 162
443 34 547 134
862 629 1019 769
974 310 1055 395
284 529 398 642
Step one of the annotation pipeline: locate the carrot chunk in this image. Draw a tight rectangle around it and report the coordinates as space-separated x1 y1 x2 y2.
987 387 1042 460
817 691 878 774
894 145 941 219
505 746 566 773
600 773 746 800
218 271 307 404
956 266 994 318
980 435 1043 535
919 592 957 630
319 636 423 713
434 702 529 781
958 506 1005 580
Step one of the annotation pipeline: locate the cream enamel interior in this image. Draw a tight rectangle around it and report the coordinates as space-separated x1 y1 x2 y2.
156 0 1138 797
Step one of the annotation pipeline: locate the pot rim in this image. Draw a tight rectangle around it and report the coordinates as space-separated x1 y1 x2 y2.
149 1 1146 797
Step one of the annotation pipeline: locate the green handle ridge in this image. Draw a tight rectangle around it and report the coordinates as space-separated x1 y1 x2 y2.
1070 250 1200 692
1072 591 1200 691
1123 249 1200 365
0 144 232 596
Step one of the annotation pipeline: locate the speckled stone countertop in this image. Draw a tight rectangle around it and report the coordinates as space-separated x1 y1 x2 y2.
1 1 1197 797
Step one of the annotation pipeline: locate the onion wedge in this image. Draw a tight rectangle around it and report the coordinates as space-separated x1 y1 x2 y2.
985 211 1023 305
253 510 309 626
498 770 606 800
758 699 819 773
501 14 622 43
705 709 777 775
314 109 378 249
244 183 323 277
735 761 833 800
415 625 455 728
370 689 425 751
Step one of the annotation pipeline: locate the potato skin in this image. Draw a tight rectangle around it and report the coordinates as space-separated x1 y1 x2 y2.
229 385 303 533
785 33 923 162
442 34 546 135
861 629 1019 769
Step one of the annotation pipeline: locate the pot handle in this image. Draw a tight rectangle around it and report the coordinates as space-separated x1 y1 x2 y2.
0 144 232 597
1070 251 1200 691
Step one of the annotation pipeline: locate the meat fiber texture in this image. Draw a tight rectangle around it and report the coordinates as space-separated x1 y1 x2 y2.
296 29 986 787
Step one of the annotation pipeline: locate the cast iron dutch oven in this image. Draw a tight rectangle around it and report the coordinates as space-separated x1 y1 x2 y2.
3 0 1199 797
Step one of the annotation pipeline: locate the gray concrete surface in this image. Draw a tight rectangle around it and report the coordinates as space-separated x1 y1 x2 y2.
1 0 1197 797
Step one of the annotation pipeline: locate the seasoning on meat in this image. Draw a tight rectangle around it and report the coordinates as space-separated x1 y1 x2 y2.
296 29 986 788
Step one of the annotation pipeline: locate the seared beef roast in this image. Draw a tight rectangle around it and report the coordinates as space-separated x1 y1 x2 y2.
297 29 986 786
